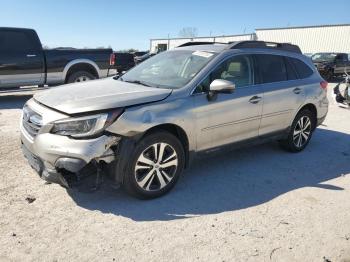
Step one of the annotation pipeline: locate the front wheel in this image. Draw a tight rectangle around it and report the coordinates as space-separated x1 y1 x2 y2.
280 109 315 152
122 132 185 199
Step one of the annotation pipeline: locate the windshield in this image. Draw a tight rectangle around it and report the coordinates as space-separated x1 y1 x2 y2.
311 53 336 62
119 50 216 89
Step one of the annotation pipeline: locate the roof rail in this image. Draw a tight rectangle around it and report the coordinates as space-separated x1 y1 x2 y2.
177 41 226 47
227 41 302 54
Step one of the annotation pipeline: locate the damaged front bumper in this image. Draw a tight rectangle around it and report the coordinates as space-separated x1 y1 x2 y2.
21 128 120 187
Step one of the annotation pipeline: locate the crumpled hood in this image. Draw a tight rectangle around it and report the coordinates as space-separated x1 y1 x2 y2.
34 77 172 114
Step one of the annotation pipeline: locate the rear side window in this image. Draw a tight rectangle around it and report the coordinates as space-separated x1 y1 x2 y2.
336 53 348 62
289 57 313 79
284 57 298 80
255 54 287 83
0 30 39 52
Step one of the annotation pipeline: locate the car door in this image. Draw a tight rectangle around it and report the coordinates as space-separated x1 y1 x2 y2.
255 54 306 136
193 54 263 151
0 29 44 88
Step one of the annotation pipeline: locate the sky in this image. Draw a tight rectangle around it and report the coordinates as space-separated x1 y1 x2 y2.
0 0 349 51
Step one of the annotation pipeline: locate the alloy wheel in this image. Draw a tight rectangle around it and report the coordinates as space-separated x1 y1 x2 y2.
134 142 178 191
293 116 312 148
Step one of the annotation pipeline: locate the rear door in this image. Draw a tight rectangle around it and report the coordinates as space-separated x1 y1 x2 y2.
255 54 306 136
0 29 45 88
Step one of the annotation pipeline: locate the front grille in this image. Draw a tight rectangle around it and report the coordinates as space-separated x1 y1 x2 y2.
22 105 42 138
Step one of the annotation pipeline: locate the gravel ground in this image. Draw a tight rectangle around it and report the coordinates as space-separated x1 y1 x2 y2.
0 85 349 262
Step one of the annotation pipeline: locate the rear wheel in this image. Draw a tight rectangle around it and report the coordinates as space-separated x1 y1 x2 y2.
66 71 95 83
280 109 315 152
122 132 185 199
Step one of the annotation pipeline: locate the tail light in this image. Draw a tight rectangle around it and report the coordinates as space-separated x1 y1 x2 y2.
320 80 328 91
109 53 116 66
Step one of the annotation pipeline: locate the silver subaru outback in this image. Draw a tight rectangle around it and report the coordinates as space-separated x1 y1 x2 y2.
20 41 329 199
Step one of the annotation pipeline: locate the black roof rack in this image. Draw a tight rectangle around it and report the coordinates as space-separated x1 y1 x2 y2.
227 41 302 54
177 41 226 47
177 40 302 54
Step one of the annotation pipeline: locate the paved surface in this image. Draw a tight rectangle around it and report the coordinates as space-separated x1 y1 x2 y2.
0 84 349 262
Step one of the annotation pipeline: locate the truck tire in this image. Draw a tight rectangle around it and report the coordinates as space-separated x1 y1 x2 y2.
66 71 95 83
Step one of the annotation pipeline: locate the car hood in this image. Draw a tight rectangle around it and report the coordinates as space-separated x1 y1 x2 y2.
34 77 172 114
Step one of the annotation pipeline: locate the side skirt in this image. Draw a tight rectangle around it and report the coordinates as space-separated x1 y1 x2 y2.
193 129 289 162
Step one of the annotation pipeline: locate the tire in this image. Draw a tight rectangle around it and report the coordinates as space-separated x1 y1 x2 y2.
279 109 316 152
122 132 185 199
66 71 95 84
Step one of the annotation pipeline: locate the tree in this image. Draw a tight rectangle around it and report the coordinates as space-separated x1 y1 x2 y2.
178 27 198 38
116 48 139 53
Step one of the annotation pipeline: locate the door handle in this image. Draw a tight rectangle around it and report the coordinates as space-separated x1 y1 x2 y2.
26 54 37 57
293 88 302 94
249 96 262 104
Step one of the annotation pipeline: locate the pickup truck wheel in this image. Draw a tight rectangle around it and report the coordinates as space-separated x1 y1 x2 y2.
122 132 185 199
279 109 315 152
67 71 95 83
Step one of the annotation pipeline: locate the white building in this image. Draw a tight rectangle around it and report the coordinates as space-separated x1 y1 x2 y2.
150 24 350 54
256 24 350 54
150 33 256 53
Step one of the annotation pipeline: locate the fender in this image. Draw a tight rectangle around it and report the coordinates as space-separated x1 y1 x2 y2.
62 59 101 80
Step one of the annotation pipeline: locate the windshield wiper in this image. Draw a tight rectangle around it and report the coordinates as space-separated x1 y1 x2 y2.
123 80 152 87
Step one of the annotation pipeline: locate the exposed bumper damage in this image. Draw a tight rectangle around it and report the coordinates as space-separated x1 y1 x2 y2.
21 129 120 188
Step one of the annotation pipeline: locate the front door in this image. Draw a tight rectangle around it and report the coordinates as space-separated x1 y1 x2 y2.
0 29 44 88
193 55 263 151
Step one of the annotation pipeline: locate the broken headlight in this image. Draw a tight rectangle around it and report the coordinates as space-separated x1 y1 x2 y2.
51 109 123 138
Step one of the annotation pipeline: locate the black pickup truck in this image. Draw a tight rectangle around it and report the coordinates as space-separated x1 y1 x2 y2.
312 52 350 80
113 52 135 73
0 27 116 88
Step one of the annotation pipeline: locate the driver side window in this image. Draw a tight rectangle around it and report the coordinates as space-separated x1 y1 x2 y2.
195 55 253 93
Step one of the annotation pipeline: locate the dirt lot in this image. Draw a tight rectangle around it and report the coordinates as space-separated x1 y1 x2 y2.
0 85 349 262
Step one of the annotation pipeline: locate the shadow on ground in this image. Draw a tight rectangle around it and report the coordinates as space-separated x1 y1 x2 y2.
67 128 350 221
0 95 32 109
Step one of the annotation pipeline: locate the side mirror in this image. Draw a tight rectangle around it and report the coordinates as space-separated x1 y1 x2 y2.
207 79 235 101
209 79 235 93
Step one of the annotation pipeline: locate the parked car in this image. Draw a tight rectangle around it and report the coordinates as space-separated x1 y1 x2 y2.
21 40 328 199
112 52 135 73
303 53 313 57
0 27 116 88
311 52 350 80
134 52 156 64
133 51 148 57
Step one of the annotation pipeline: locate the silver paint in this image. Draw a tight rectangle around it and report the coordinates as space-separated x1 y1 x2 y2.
20 45 329 179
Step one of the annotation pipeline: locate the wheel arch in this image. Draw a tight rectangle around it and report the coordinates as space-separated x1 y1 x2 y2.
296 103 318 129
63 59 100 83
142 123 191 168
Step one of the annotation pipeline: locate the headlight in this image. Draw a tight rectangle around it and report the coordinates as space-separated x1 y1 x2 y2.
51 109 123 138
